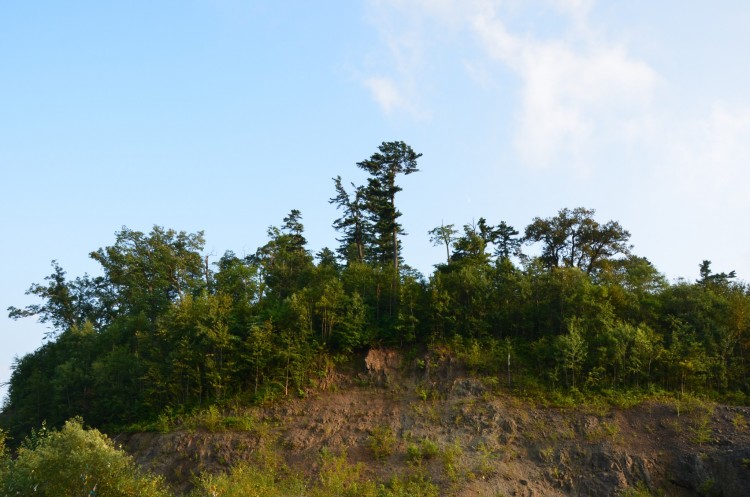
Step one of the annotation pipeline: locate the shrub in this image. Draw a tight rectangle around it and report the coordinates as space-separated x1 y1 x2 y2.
441 440 464 482
419 437 439 459
368 425 397 459
731 413 747 431
1 418 170 497
406 438 439 465
406 443 422 464
191 460 304 497
0 429 9 482
312 448 378 497
381 475 439 497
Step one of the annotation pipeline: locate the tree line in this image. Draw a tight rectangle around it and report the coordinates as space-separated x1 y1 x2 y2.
4 141 750 439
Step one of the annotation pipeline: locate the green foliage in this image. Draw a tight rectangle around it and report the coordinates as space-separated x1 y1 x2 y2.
91 226 207 324
0 429 9 482
558 319 587 389
7 261 108 338
368 425 397 459
313 448 378 497
5 148 750 442
524 207 631 275
406 437 439 465
1 418 170 497
441 440 465 482
175 406 261 433
586 420 622 443
330 177 370 264
619 483 662 497
190 447 439 497
355 140 421 271
313 449 439 497
380 475 439 497
429 223 458 263
253 210 315 301
731 413 747 430
697 478 719 497
538 446 555 462
692 416 713 446
191 459 304 497
474 442 498 478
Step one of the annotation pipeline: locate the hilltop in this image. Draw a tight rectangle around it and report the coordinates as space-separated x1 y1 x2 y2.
4 142 750 496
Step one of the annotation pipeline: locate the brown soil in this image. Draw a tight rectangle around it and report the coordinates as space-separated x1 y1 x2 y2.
121 349 750 496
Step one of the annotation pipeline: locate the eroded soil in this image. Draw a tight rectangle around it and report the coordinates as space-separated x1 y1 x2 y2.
122 351 750 496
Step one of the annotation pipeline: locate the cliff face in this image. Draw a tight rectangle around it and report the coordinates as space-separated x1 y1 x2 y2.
122 351 750 496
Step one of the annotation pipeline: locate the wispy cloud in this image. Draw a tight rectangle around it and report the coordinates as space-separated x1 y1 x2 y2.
363 1 658 168
363 76 406 114
472 8 658 170
360 0 456 118
362 0 750 202
660 102 750 208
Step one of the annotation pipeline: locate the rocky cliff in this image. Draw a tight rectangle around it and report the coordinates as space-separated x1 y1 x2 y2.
122 350 750 496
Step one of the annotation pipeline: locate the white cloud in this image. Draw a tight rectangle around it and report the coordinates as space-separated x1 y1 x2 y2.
362 0 750 192
548 0 593 29
360 1 427 118
363 76 406 114
362 0 750 280
470 4 658 171
662 103 750 208
361 0 465 118
363 0 658 170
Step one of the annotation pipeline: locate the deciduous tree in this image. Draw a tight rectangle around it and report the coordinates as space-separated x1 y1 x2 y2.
524 207 631 274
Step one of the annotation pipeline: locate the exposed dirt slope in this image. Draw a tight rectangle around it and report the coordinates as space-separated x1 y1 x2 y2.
122 350 750 496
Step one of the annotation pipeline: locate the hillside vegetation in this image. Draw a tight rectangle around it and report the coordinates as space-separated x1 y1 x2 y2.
3 142 750 494
123 351 750 496
3 352 750 496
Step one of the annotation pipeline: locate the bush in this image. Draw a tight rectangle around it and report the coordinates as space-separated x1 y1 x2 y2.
1 418 170 497
0 429 9 482
381 475 439 497
191 460 305 497
406 438 439 465
312 448 378 497
368 425 397 459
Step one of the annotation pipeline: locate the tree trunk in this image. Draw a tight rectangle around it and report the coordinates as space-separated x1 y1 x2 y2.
507 352 512 388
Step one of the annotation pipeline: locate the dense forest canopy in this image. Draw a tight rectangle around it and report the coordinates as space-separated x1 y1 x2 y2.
4 141 750 440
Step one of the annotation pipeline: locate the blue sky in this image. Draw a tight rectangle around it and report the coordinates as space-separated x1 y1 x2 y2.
2 1 749 399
